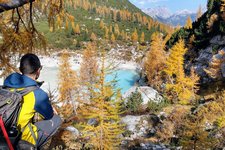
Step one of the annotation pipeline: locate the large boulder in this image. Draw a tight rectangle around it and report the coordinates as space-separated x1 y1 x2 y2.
123 86 163 105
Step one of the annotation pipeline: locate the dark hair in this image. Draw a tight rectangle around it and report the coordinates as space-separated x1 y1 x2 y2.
19 53 41 75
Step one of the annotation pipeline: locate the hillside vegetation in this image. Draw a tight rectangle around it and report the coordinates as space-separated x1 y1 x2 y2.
166 0 225 87
35 0 173 49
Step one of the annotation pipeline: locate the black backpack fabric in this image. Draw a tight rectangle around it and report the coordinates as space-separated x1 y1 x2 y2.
0 86 38 129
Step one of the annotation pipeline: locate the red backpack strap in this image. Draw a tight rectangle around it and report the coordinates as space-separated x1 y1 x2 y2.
0 116 14 150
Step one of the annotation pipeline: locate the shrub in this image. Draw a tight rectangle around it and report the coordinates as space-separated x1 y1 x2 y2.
126 89 143 113
147 100 169 113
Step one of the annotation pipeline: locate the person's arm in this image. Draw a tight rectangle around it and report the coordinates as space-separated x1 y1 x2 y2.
33 89 54 120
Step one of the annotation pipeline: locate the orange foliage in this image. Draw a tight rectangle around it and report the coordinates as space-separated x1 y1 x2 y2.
58 51 78 117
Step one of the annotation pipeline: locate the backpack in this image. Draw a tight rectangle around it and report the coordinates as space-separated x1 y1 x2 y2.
0 86 38 150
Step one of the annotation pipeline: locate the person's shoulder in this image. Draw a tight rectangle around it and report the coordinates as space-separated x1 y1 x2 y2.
33 88 49 102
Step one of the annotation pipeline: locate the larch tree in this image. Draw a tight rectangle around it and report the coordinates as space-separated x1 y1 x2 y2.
90 32 97 41
99 20 105 29
185 16 192 29
0 0 75 77
221 0 225 20
109 25 113 33
79 43 99 101
131 28 138 43
111 33 116 43
74 24 81 34
114 23 120 35
196 5 202 20
164 40 199 104
58 51 78 118
104 26 109 39
144 32 166 91
140 32 145 44
78 52 124 150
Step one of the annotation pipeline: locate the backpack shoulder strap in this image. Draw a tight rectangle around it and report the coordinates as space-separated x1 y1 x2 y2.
18 86 39 96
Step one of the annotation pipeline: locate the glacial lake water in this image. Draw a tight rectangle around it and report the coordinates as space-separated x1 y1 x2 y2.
39 67 140 94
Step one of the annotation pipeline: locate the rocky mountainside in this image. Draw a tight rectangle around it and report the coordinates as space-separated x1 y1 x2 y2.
167 0 225 87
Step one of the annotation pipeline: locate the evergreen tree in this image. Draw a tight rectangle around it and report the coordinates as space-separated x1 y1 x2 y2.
126 89 143 113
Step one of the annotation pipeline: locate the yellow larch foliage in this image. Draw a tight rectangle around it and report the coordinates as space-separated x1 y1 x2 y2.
196 5 202 20
188 34 196 49
164 40 199 104
79 43 99 101
140 32 145 44
90 32 97 41
120 30 124 40
58 51 78 117
144 32 166 91
185 16 192 29
78 52 124 150
111 33 116 43
104 27 109 39
114 23 120 35
221 0 225 12
0 0 8 3
99 20 104 29
56 15 62 30
74 24 81 34
131 28 138 43
207 13 218 31
113 10 117 22
109 25 113 33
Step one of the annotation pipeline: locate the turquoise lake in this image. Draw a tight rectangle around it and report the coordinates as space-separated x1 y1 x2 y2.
39 67 140 94
106 69 140 94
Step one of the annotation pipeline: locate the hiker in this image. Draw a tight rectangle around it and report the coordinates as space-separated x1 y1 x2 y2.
3 53 62 149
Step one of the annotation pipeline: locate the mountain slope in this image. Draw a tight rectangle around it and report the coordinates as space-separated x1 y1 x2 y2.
166 0 225 85
35 0 170 49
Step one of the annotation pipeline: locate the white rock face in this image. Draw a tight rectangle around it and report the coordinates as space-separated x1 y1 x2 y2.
123 86 163 105
121 115 151 139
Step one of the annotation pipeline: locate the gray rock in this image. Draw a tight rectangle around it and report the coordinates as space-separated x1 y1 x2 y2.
210 35 225 45
221 63 225 78
88 118 98 126
65 126 79 136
